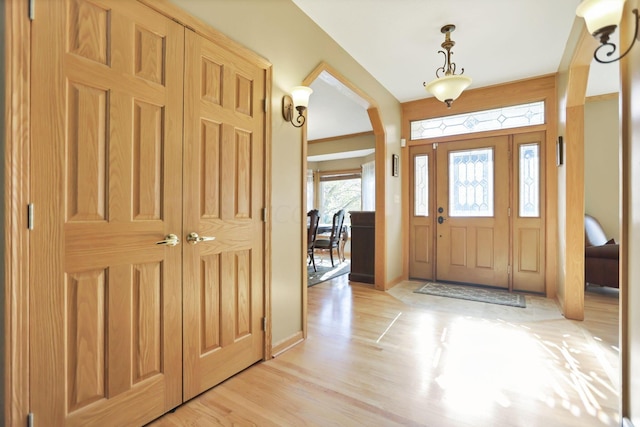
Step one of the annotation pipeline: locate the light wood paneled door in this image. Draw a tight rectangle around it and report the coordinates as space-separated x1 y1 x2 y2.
409 144 436 279
29 1 267 425
30 1 184 426
182 30 265 400
435 136 510 288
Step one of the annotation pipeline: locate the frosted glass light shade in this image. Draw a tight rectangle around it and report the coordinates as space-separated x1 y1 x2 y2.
291 86 313 109
424 74 473 104
576 0 626 35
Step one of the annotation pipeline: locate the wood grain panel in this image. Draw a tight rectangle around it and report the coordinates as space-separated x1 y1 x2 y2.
518 228 540 273
135 25 165 85
235 250 251 339
66 270 106 412
107 265 133 397
414 225 430 263
235 74 253 116
133 100 163 220
235 129 252 218
132 262 162 383
220 252 236 348
202 57 223 105
68 0 109 65
450 227 467 266
476 227 494 269
67 82 108 221
201 254 221 353
201 120 222 218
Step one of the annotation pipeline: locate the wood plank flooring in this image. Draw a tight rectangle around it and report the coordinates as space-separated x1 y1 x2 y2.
148 278 620 427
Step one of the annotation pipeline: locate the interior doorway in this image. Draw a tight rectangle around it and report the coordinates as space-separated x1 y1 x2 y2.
301 62 387 291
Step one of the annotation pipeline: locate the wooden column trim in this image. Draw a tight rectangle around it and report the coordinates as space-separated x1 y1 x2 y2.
4 0 31 425
368 107 387 290
562 26 597 320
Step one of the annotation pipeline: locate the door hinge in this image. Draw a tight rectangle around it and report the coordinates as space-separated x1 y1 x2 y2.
263 99 268 113
29 0 35 20
262 317 267 331
27 412 34 427
432 142 438 149
27 203 34 230
262 207 268 222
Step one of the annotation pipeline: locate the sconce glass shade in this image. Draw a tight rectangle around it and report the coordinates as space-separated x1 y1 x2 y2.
291 86 313 109
424 74 472 107
576 0 626 35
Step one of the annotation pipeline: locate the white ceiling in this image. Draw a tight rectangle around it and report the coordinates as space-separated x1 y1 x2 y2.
294 0 619 142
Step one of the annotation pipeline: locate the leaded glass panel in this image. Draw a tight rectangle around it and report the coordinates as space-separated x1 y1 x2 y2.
411 101 545 140
414 155 429 216
519 143 540 217
449 148 494 217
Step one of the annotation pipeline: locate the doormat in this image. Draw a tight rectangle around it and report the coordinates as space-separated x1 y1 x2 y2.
414 282 527 308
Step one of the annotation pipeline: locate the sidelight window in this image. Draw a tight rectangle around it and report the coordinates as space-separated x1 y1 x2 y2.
414 154 429 216
519 143 540 217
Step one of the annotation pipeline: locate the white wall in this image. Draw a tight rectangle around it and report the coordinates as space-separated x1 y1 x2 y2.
584 96 620 242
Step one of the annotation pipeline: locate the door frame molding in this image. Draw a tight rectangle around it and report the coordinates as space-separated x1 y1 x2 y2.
3 0 31 425
401 75 558 297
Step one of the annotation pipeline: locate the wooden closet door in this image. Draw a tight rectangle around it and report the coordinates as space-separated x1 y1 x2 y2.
30 1 184 425
182 30 266 400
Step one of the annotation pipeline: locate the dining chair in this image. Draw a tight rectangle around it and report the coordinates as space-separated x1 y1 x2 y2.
307 209 320 271
314 209 345 267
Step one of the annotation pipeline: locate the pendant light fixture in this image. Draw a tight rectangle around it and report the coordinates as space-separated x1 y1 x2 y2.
424 24 472 108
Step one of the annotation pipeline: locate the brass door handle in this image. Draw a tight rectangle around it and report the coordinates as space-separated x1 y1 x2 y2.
187 232 216 245
156 234 180 246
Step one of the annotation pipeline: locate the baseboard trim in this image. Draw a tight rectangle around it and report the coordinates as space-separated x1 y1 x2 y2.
271 331 304 358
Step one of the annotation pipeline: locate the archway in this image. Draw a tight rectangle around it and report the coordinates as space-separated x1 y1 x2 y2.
300 62 387 337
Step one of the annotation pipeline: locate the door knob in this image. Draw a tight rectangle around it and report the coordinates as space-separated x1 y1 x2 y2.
437 216 446 224
187 232 216 245
156 234 180 246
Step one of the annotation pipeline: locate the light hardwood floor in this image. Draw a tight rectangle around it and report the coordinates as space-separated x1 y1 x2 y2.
148 278 620 427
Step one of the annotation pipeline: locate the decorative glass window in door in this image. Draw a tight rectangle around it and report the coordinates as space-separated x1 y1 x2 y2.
519 143 540 217
414 154 429 216
449 148 494 217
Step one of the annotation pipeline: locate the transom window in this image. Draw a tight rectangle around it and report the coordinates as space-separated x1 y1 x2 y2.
411 101 545 140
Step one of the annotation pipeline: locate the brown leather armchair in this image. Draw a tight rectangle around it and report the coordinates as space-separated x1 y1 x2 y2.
584 214 619 288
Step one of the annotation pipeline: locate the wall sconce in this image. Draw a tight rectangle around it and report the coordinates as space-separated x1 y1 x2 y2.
282 86 313 128
576 0 640 63
423 24 472 108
